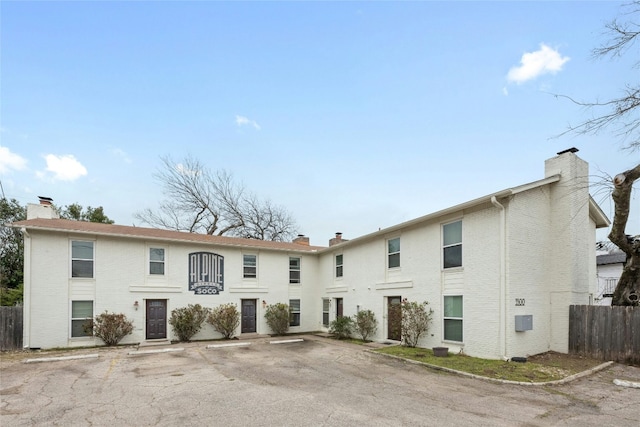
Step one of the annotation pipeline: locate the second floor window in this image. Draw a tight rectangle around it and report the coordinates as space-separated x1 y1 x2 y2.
443 220 462 269
388 237 400 269
289 257 301 284
149 248 165 275
243 254 257 279
336 254 343 278
71 240 94 278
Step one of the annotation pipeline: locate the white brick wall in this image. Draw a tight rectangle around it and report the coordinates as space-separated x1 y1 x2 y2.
22 152 602 357
24 232 319 348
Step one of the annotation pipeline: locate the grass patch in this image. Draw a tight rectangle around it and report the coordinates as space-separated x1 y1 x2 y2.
375 346 602 383
340 338 370 345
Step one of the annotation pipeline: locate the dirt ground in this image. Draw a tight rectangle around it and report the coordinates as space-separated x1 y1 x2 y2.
527 351 610 372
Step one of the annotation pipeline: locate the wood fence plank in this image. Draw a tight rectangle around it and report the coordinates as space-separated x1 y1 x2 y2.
569 305 639 365
0 306 23 351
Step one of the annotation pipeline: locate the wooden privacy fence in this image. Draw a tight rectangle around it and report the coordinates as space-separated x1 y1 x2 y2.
569 305 640 365
0 306 23 351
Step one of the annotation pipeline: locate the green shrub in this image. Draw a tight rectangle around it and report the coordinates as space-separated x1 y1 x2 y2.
264 303 290 336
169 304 210 342
401 299 433 348
0 284 23 306
329 316 353 339
92 311 134 346
207 303 240 339
353 309 377 341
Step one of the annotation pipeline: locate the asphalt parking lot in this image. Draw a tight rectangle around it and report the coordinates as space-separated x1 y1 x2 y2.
1 335 639 426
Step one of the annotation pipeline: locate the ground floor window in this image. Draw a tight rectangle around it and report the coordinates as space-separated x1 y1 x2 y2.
289 299 300 327
71 300 93 338
444 295 463 342
322 299 330 326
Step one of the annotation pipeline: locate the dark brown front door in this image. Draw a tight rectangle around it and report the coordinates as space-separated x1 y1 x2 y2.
146 299 167 340
335 298 344 318
387 296 402 341
241 299 257 333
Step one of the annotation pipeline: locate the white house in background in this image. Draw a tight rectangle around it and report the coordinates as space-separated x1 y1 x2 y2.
595 252 626 305
12 149 610 359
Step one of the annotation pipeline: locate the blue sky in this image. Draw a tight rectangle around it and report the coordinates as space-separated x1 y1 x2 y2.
1 1 638 245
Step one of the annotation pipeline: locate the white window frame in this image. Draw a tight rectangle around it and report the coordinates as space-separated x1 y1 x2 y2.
289 257 301 284
289 299 301 327
387 237 400 269
71 240 94 278
149 247 166 275
243 254 258 279
70 300 94 338
335 254 343 278
443 220 462 269
443 295 463 343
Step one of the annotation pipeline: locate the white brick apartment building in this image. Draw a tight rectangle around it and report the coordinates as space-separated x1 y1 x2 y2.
12 150 609 359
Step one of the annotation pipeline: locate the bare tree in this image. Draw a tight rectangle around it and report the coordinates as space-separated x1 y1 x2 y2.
609 165 640 305
558 2 639 305
135 155 298 242
556 1 640 150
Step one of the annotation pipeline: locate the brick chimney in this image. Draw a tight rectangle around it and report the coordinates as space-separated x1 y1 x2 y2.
293 234 310 246
26 196 60 220
329 232 345 246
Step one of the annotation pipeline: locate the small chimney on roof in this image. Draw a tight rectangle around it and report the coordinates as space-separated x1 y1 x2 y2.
293 234 310 246
27 196 59 220
38 196 54 206
330 232 347 247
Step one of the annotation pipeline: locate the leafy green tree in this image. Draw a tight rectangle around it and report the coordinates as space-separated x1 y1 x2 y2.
0 199 26 305
0 283 23 306
59 203 114 224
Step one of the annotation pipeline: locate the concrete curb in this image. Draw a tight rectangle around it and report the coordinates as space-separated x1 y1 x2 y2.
270 338 304 345
24 354 100 364
206 342 251 349
128 347 185 356
368 350 615 386
613 378 640 389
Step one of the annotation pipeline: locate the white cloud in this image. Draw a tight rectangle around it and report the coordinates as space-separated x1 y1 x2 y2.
235 115 261 130
41 154 88 181
507 44 570 84
0 146 28 174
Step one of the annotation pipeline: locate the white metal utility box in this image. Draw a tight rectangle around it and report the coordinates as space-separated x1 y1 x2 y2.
515 315 533 331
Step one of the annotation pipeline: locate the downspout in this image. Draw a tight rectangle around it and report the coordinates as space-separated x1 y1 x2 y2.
490 197 508 360
20 227 31 349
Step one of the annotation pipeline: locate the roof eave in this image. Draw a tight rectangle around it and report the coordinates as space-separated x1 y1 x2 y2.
589 197 611 229
319 175 563 253
11 222 320 254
